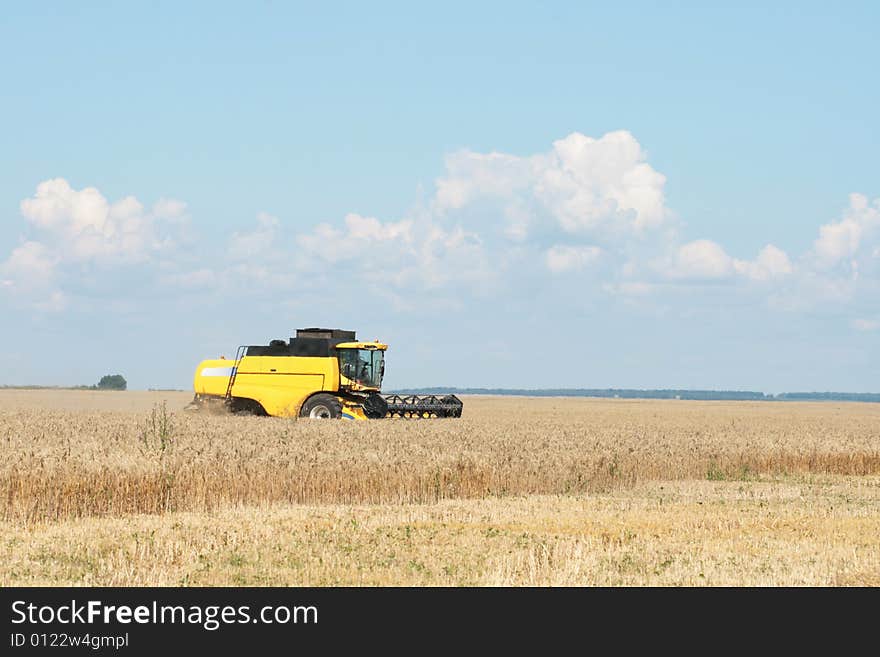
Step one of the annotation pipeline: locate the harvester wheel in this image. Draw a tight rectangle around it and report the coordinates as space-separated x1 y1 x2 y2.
300 393 342 419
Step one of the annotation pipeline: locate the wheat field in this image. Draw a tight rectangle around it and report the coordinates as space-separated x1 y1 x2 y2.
2 390 879 585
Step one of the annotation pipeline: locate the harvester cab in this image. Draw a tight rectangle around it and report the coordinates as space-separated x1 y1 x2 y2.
337 341 386 392
189 327 462 420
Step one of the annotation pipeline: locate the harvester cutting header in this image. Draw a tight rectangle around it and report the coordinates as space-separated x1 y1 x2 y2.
190 328 463 420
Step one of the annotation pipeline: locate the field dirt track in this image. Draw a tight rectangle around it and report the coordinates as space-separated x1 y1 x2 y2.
2 389 879 585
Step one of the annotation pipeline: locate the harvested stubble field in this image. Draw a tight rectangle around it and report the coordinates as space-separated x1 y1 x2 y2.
2 389 879 585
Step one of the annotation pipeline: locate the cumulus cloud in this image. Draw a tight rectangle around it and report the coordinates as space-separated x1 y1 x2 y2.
297 213 415 264
2 178 190 309
2 139 877 330
733 245 793 281
0 241 67 311
435 151 532 211
670 240 735 280
812 193 880 269
1 135 674 309
296 213 488 292
287 132 670 294
538 131 668 232
665 240 793 283
434 130 670 242
18 178 186 264
1 241 59 286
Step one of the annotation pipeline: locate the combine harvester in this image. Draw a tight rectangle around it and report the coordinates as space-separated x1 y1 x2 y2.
189 328 463 420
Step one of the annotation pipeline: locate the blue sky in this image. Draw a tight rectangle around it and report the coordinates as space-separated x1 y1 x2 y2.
1 2 878 392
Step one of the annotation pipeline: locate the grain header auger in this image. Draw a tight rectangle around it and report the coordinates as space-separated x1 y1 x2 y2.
188 328 463 420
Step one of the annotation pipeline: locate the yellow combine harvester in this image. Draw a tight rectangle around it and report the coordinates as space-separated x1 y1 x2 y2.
189 327 463 420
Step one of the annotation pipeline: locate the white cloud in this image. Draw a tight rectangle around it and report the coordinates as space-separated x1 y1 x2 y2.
426 133 876 323
545 245 602 273
0 241 66 311
435 151 533 211
2 179 191 310
20 179 108 232
18 178 184 263
669 240 735 280
1 240 58 286
3 145 877 333
1 135 672 310
733 244 793 281
346 213 414 242
538 131 668 233
294 212 491 297
434 130 670 242
812 193 880 269
297 213 415 265
665 240 793 284
814 218 861 266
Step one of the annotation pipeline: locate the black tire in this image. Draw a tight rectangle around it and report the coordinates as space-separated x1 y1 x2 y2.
299 393 342 419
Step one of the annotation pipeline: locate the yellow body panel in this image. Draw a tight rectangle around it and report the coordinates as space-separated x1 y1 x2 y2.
194 355 342 417
193 360 236 397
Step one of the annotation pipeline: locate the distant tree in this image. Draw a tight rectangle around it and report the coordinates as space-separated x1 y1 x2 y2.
97 374 127 391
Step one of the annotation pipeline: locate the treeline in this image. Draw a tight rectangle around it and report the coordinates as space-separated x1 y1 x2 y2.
391 387 880 403
1 374 127 391
773 392 880 402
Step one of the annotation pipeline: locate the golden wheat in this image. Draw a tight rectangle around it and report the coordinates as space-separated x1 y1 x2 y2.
2 391 879 523
3 478 879 586
2 390 879 585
